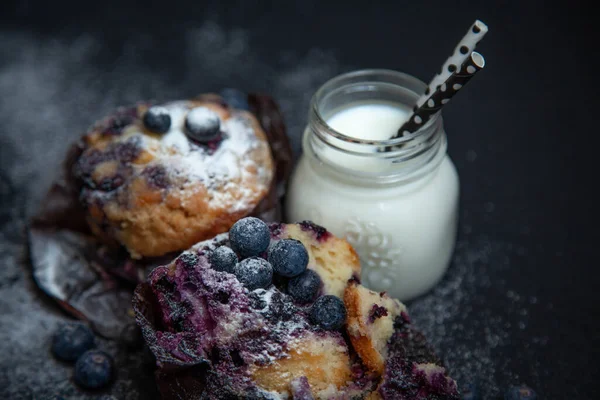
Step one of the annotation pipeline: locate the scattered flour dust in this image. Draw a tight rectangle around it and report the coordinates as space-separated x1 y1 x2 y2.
0 21 548 399
0 22 343 399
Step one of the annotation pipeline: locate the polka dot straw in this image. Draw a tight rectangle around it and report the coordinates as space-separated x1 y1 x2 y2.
396 51 485 137
395 20 488 138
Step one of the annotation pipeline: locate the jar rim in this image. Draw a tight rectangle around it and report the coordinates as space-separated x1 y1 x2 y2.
304 68 448 184
311 69 439 147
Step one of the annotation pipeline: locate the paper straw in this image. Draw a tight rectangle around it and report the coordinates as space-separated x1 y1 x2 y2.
396 51 485 137
424 20 488 99
394 20 488 137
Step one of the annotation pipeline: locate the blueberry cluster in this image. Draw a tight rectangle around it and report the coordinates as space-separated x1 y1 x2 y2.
142 104 223 143
50 323 114 390
140 89 251 150
208 217 347 331
210 217 273 291
215 217 312 292
51 323 95 361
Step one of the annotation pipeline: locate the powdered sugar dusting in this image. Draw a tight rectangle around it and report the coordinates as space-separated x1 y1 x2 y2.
253 286 309 335
0 15 570 399
118 100 269 211
178 236 311 369
0 22 338 398
157 102 190 152
143 243 315 376
185 106 220 135
253 287 276 312
407 230 551 398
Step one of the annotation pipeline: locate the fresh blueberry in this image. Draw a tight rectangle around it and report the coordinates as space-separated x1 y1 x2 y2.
268 239 309 278
185 106 221 142
287 269 321 304
143 106 171 134
504 385 537 400
210 246 238 274
220 88 249 111
74 350 113 389
233 257 273 291
229 217 271 258
310 295 347 330
51 323 95 361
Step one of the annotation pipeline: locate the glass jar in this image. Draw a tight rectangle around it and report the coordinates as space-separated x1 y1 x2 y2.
285 69 460 301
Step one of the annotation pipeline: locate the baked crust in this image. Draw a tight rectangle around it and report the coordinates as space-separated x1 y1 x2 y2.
73 94 274 258
133 221 459 399
344 280 406 376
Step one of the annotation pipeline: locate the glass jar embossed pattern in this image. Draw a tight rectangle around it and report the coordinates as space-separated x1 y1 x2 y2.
343 217 403 290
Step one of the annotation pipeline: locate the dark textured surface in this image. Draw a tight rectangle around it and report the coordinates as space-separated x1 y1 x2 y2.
0 1 597 399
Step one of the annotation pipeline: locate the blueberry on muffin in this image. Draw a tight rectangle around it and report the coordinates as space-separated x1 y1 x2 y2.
72 94 274 258
133 219 460 399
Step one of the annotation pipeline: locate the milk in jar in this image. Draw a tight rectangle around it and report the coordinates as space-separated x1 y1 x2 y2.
285 69 459 301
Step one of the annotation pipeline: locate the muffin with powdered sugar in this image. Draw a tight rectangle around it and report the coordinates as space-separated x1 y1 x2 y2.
72 94 274 259
133 218 460 399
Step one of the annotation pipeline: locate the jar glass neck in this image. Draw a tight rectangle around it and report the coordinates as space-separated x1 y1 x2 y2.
305 69 447 185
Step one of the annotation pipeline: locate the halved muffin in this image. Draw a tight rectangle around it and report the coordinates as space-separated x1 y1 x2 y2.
133 219 459 399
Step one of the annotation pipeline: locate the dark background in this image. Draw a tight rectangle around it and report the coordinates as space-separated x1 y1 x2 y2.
1 0 598 399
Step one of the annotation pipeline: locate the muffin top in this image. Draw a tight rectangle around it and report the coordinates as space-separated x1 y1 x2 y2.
72 94 274 258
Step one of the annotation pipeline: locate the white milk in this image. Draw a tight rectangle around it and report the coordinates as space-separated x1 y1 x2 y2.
286 88 460 301
327 102 410 141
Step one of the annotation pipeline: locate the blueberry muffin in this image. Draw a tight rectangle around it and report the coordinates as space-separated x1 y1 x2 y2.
133 218 460 399
72 94 274 258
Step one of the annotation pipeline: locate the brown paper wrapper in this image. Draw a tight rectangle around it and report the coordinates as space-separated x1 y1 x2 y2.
27 93 293 339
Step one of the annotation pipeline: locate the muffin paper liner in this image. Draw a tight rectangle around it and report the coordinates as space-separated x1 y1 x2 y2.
27 93 293 340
